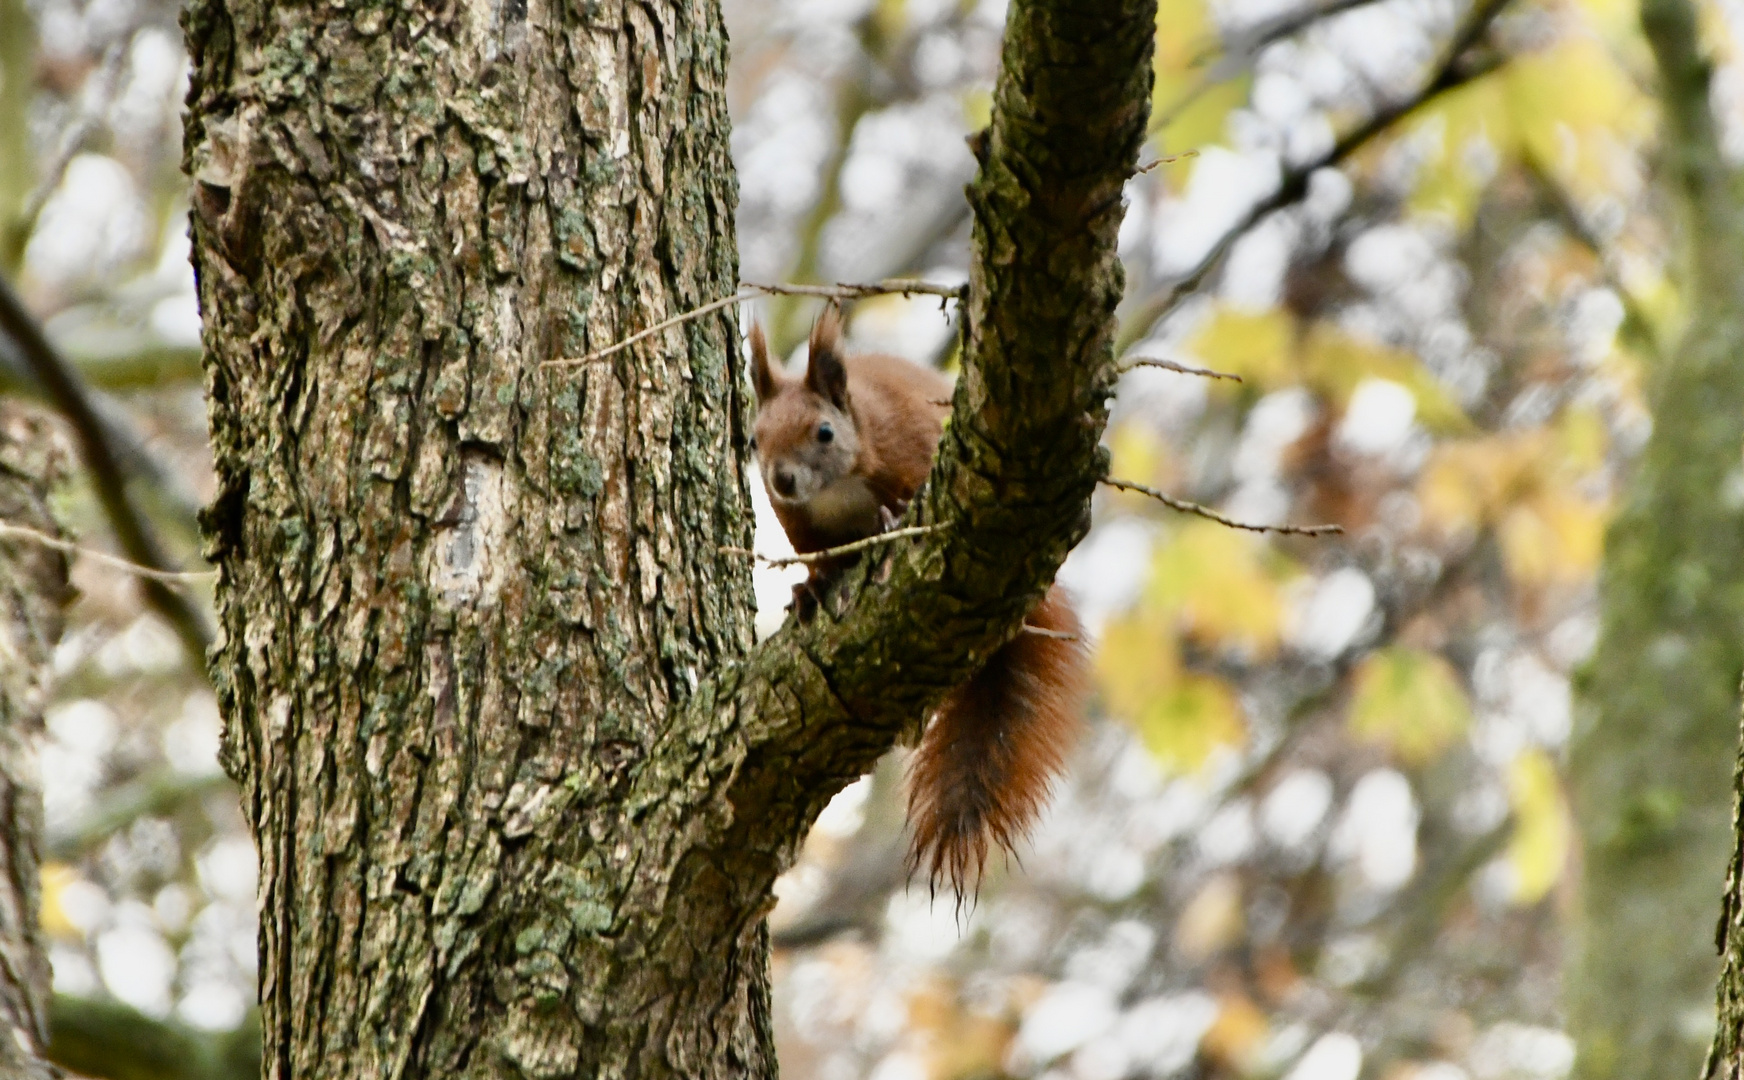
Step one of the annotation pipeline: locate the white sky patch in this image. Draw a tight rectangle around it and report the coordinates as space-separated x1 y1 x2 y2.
1331 769 1419 891
98 924 177 1017
812 775 871 838
1111 992 1220 1077
1017 981 1120 1063
750 478 807 640
1288 567 1377 660
164 692 225 776
25 153 151 286
882 889 969 963
1468 1024 1575 1080
1059 517 1159 636
1285 1033 1364 1080
1155 147 1283 276
1337 378 1418 458
1197 799 1257 866
197 836 258 906
1261 769 1336 850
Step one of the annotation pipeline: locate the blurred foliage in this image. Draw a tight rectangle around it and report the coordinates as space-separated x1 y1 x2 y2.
1 0 1729 1071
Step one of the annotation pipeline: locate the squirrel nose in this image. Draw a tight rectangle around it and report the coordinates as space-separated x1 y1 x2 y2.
773 468 797 498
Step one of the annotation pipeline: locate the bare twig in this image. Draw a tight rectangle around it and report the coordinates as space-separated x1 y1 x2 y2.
0 274 212 664
720 523 951 567
0 522 212 585
1118 0 1513 356
1135 150 1200 175
545 280 967 368
1119 356 1242 381
1102 477 1342 536
1020 623 1080 641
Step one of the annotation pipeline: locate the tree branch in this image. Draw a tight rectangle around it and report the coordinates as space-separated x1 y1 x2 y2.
48 994 259 1080
707 0 1157 859
1116 0 1513 355
0 275 211 666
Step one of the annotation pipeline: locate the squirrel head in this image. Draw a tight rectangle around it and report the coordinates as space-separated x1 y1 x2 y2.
748 304 862 507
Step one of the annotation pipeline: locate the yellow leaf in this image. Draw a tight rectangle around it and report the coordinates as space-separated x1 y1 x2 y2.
1349 647 1472 765
1175 873 1245 960
1202 994 1269 1072
961 87 993 132
1148 521 1294 653
1133 673 1245 772
1300 324 1468 432
1184 306 1295 390
1506 748 1571 904
39 863 79 939
1097 613 1182 721
1107 422 1175 491
1155 77 1249 159
1500 494 1606 586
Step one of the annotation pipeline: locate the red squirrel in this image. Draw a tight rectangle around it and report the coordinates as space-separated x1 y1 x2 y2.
748 304 1090 896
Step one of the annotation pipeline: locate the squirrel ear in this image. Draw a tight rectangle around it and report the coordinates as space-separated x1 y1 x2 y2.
805 303 850 410
749 322 778 403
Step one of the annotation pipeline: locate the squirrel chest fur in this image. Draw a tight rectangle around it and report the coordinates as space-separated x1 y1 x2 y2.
748 306 1090 898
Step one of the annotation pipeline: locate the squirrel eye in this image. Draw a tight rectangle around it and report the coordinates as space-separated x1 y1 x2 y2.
817 422 834 444
748 435 757 450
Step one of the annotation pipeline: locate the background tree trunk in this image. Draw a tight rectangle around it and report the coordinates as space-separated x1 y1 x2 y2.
0 402 71 1080
1571 0 1744 1073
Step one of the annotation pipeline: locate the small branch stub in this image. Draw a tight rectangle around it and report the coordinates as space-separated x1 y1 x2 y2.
1119 356 1242 381
1102 478 1342 536
720 523 952 568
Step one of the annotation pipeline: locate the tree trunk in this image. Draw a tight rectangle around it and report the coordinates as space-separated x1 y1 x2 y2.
181 0 1153 1075
0 402 71 1080
1572 0 1744 1074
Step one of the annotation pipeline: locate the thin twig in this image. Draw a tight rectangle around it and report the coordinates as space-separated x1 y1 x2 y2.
1135 150 1200 175
1117 0 1513 356
720 523 950 567
545 279 968 368
1119 356 1243 381
1102 477 1342 536
1020 623 1080 641
0 522 212 585
0 274 212 663
744 279 965 301
545 289 761 368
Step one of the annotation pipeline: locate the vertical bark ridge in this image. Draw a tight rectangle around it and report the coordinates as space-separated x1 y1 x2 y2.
0 403 71 1080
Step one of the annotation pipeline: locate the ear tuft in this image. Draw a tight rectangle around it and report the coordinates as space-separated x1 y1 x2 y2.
805 303 850 409
749 322 778 403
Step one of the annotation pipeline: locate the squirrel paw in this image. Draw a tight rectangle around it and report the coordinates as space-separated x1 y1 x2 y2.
787 580 822 623
878 500 909 534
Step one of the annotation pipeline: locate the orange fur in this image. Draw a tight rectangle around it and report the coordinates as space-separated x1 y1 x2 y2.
906 588 1088 898
750 306 1091 899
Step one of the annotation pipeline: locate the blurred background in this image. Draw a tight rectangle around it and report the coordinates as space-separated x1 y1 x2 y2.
0 0 1715 1075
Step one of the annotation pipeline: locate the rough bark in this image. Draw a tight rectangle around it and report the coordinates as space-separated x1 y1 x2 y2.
0 402 71 1080
1571 0 1744 1074
182 0 1151 1075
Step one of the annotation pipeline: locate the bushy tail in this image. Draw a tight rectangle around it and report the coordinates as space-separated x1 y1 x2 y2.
906 586 1090 899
